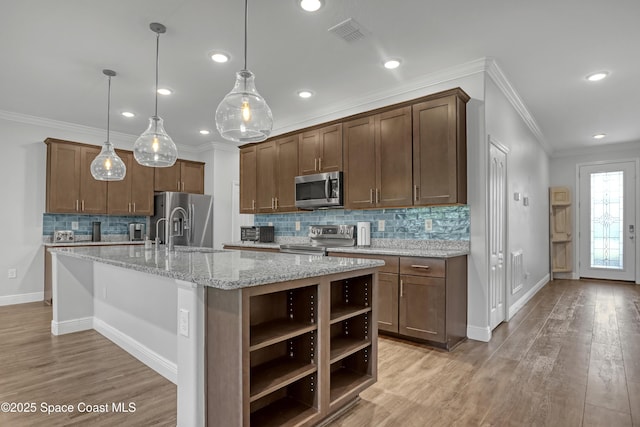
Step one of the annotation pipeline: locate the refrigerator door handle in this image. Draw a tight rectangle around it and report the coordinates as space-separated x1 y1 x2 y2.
188 203 195 244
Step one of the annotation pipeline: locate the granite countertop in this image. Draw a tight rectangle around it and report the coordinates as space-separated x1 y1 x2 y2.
223 238 469 259
44 240 145 247
49 245 384 290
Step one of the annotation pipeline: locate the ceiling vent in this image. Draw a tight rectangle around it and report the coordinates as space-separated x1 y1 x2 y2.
328 18 366 43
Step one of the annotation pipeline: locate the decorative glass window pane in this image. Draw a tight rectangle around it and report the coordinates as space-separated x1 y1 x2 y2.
590 171 624 269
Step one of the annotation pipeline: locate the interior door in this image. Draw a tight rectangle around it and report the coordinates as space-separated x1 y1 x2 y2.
489 140 507 329
579 161 636 281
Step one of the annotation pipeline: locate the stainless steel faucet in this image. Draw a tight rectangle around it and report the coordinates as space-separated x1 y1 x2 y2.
155 217 167 247
168 207 189 252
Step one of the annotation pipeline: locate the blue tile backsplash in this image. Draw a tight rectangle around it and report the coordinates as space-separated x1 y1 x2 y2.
255 206 469 240
43 214 147 236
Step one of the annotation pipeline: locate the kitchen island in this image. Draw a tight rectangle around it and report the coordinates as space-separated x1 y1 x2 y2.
49 245 383 426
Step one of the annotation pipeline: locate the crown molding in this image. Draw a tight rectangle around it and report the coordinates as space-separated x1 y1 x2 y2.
484 59 552 155
551 140 640 158
272 58 488 136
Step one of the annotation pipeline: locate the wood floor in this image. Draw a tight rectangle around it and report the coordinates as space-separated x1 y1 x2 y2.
0 279 638 426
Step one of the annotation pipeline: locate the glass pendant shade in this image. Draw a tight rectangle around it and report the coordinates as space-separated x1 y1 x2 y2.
216 70 273 143
133 116 178 167
91 141 127 181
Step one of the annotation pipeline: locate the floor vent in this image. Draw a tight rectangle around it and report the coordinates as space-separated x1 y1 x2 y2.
328 18 366 43
511 250 524 294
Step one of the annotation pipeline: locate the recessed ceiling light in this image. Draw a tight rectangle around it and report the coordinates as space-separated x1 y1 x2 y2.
299 0 323 12
593 133 607 139
384 59 401 69
121 111 135 118
298 90 313 99
199 130 211 135
211 52 229 63
157 88 172 95
586 72 609 82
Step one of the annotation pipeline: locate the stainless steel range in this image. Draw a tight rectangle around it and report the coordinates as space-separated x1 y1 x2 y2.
279 225 356 255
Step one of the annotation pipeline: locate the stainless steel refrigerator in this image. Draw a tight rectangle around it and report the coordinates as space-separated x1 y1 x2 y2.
150 192 213 248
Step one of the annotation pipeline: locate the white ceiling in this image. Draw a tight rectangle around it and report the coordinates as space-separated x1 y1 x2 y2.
1 0 639 154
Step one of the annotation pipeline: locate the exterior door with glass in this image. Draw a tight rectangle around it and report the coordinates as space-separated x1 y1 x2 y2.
579 161 636 281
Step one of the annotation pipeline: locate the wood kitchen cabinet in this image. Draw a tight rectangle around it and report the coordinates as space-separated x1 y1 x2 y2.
107 150 155 215
412 89 469 205
45 138 107 214
239 145 257 213
329 251 467 350
343 106 413 209
299 124 343 175
256 135 299 213
154 159 205 194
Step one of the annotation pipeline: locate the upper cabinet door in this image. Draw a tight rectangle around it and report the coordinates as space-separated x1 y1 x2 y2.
239 146 257 213
275 135 299 212
46 141 81 213
298 130 319 175
375 107 413 207
130 156 155 214
107 150 133 215
181 161 205 194
318 124 342 173
343 116 376 209
154 162 181 192
412 94 467 205
79 145 107 214
256 141 277 212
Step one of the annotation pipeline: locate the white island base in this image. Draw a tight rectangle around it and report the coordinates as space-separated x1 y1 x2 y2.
51 252 205 426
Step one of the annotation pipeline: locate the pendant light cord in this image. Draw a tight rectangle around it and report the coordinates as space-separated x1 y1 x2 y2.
106 75 111 143
244 0 248 71
154 32 160 117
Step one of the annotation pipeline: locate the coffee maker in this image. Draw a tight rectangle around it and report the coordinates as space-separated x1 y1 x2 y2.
128 222 146 241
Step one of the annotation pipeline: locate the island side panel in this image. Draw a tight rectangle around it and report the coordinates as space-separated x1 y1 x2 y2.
51 253 95 335
206 287 245 427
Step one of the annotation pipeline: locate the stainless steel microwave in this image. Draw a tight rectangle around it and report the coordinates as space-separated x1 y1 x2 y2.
294 171 343 209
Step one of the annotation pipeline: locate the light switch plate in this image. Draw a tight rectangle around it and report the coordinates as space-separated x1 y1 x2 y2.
7 268 17 279
295 221 300 231
378 220 385 232
71 221 79 230
179 309 189 337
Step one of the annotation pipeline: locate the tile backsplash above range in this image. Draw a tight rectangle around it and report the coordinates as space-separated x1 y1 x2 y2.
43 214 148 238
255 206 469 241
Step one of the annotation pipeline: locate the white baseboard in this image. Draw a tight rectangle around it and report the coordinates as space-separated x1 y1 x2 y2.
552 272 579 280
93 318 177 384
51 317 93 335
467 325 492 342
0 291 43 306
508 274 550 320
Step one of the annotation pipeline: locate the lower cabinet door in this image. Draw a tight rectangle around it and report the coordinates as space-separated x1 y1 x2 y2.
399 275 445 343
377 273 399 333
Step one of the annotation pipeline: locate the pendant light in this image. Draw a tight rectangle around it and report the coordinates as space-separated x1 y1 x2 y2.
90 70 127 181
215 0 273 143
133 22 178 167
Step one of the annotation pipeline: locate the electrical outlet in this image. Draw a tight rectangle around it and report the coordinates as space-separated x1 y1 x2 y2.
268 222 273 226
378 220 385 232
295 221 301 231
7 268 17 279
179 309 189 337
425 219 433 231
71 221 79 230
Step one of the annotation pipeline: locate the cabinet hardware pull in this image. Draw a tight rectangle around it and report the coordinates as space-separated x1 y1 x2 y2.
271 197 275 210
414 185 418 201
252 199 255 210
128 203 131 212
314 158 318 171
275 198 278 210
318 157 322 170
177 180 180 191
376 188 380 204
400 279 404 297
182 182 185 192
410 265 431 269
81 200 85 211
76 200 79 211
133 203 136 212
369 189 373 204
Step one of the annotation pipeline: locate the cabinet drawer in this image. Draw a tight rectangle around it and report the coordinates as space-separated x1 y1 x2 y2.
400 257 445 278
328 252 399 274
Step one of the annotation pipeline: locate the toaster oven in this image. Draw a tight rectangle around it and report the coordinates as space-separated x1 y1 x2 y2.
240 226 275 243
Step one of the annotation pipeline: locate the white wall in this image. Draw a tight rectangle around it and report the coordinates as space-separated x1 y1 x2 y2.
484 75 550 323
550 142 640 281
0 114 230 302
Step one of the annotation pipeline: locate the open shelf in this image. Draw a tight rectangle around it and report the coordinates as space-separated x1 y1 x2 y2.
330 368 372 404
250 319 316 351
250 358 317 402
329 345 373 404
250 373 318 427
330 337 371 364
330 304 371 324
